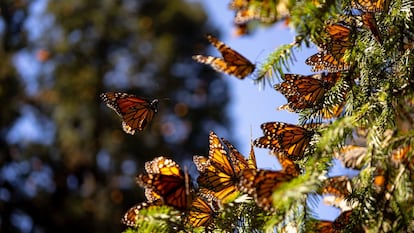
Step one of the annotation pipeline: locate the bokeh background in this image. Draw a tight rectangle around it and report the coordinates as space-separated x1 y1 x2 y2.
0 0 357 232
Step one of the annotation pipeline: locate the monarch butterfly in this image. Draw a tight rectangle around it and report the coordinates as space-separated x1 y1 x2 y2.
253 122 315 160
321 179 354 212
275 73 341 111
361 12 382 44
310 210 355 233
193 132 246 202
136 156 193 211
305 52 350 72
121 199 163 227
222 138 257 169
186 189 221 228
334 145 367 169
273 151 300 177
100 92 158 135
306 23 352 72
192 34 255 79
320 176 352 198
352 0 390 12
238 168 295 210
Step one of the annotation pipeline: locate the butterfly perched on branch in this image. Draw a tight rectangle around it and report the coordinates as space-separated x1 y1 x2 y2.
192 34 255 79
275 72 341 111
352 0 391 13
186 189 221 229
238 168 295 211
100 92 158 134
136 156 193 211
194 132 252 203
121 199 163 227
308 210 358 232
254 122 315 160
306 23 353 72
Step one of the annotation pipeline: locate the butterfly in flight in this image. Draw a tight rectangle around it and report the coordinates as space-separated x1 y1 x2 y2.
254 122 315 160
193 132 250 203
192 34 255 79
238 168 295 211
136 156 193 211
100 92 158 135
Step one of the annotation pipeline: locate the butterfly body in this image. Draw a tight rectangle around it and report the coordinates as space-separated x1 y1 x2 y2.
100 92 158 134
193 34 255 79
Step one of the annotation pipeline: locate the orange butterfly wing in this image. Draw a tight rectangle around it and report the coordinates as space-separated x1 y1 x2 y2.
238 169 294 210
186 190 220 228
194 132 243 202
121 199 163 227
100 92 158 134
192 34 255 79
254 122 314 160
136 156 193 211
352 0 390 12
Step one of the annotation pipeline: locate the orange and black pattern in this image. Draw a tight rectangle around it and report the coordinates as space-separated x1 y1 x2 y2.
305 23 352 72
121 199 163 227
192 34 255 79
309 210 356 233
253 122 315 160
275 73 341 112
136 156 193 211
100 92 158 135
186 189 221 228
238 168 295 210
352 0 390 12
194 132 247 202
274 152 301 177
319 176 352 198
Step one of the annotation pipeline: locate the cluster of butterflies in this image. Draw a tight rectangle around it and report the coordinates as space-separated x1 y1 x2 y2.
305 0 389 73
97 0 393 231
120 131 303 229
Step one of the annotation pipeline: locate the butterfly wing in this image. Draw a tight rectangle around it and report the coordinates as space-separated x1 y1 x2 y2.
100 92 158 134
186 190 220 228
193 35 255 79
136 156 192 210
352 0 390 12
121 199 163 227
194 132 241 202
238 169 294 210
254 122 313 160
